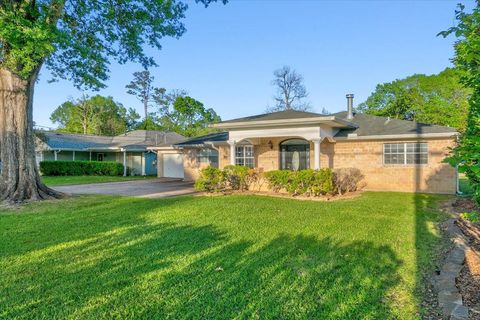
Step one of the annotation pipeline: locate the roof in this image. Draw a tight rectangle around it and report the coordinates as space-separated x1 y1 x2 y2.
213 109 356 130
38 130 186 151
219 109 327 123
332 111 457 138
176 111 457 147
175 132 229 147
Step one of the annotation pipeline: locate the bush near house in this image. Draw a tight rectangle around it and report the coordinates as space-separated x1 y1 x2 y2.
264 169 334 196
40 161 124 176
195 166 364 196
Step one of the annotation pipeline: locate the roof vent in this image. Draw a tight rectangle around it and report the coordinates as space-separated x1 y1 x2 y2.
346 94 354 120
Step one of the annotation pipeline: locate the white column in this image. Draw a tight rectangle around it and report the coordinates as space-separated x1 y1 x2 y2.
123 150 127 176
141 152 146 176
228 141 236 165
54 150 58 161
89 151 92 161
313 139 321 170
72 151 75 161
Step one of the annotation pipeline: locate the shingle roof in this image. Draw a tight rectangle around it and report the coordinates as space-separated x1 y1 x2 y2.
174 112 457 147
219 109 327 123
332 111 457 137
175 132 229 147
40 130 185 151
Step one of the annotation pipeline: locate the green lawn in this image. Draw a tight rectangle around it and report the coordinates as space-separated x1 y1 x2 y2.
0 192 449 319
42 175 156 186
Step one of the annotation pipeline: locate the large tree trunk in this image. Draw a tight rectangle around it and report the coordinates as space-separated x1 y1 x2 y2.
0 68 63 203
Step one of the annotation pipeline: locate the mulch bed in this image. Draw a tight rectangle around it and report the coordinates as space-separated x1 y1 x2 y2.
452 198 480 319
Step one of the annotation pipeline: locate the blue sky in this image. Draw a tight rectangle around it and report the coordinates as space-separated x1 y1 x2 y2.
33 0 469 129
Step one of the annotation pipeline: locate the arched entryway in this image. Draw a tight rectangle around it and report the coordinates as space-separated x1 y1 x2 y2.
280 139 310 170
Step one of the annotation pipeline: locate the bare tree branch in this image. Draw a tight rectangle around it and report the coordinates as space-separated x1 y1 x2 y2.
267 65 310 112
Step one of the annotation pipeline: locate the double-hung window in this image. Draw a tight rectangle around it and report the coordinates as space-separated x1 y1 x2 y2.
235 145 254 168
384 143 428 165
197 148 219 167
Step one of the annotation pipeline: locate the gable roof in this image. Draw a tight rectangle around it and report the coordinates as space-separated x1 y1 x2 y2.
39 130 185 151
219 109 327 123
332 111 457 138
175 111 457 147
212 109 356 129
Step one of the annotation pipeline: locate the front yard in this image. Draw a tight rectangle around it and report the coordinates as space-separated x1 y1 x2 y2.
41 175 156 186
0 192 449 319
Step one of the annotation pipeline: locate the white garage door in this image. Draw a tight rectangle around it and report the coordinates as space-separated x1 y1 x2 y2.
163 154 184 178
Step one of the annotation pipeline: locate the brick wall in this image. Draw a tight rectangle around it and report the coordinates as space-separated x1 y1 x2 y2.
183 137 457 194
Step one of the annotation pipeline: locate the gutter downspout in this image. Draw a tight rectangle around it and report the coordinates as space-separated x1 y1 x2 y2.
456 165 463 195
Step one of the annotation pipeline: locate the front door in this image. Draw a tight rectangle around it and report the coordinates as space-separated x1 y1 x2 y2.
280 143 310 170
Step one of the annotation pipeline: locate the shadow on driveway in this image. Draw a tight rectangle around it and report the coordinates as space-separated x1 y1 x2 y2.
53 178 197 198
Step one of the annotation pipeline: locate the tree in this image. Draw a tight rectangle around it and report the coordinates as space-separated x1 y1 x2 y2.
439 3 480 204
158 95 221 137
357 68 471 129
268 66 310 112
50 95 140 136
126 70 155 124
0 0 224 202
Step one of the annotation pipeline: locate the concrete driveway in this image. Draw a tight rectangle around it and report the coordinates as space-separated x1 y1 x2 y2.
53 178 197 198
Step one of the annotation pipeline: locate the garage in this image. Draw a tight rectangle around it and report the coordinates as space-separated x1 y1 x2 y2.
163 153 184 178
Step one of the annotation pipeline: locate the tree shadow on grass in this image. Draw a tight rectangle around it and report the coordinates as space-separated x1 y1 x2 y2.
2 218 403 319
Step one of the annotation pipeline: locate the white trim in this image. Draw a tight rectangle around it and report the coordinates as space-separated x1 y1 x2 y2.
141 152 146 176
212 116 357 129
72 150 75 161
336 132 458 141
228 140 236 166
313 139 321 170
383 142 428 165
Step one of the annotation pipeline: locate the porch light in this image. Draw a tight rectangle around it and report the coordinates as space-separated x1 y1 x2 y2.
268 140 273 150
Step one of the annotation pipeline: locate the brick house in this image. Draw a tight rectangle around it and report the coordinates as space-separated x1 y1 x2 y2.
171 94 458 194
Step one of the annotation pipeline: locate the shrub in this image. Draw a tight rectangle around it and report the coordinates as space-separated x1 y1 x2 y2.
264 170 290 192
40 161 124 176
223 165 250 191
194 166 225 192
264 169 334 196
333 168 365 195
461 212 479 223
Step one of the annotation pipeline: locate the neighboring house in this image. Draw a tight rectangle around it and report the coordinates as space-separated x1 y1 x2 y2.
35 130 185 176
174 94 459 194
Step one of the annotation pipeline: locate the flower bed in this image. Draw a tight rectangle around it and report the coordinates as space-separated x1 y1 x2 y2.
194 165 365 197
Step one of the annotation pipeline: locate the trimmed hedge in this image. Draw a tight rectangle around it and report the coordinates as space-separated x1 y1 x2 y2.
195 166 365 197
40 161 124 176
264 169 334 196
194 165 261 192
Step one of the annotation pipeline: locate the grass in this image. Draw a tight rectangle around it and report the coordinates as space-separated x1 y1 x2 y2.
42 175 156 186
0 192 449 319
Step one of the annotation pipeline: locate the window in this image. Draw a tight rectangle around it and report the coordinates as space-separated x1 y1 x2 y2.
235 145 254 168
384 143 428 165
280 139 310 170
197 148 218 167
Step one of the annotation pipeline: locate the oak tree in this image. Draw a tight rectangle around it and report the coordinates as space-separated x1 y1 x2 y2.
0 0 224 202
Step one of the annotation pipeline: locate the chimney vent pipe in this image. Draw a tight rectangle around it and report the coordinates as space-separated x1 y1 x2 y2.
346 94 354 120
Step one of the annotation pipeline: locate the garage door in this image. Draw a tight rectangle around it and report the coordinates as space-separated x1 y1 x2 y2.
163 154 184 178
